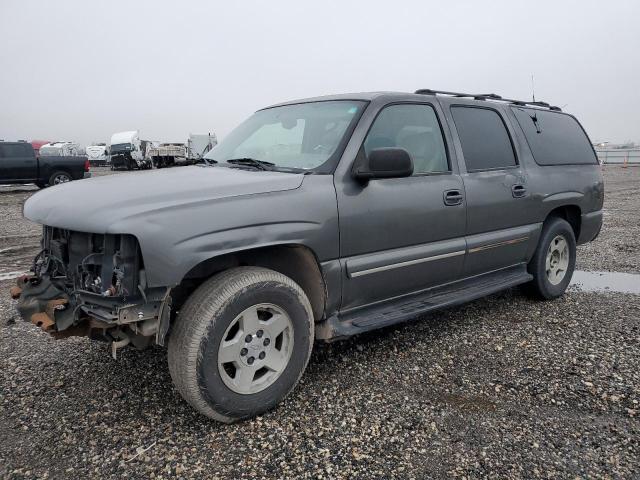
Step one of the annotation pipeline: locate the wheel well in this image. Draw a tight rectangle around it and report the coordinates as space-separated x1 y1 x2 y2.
546 205 581 240
49 169 72 180
173 245 327 322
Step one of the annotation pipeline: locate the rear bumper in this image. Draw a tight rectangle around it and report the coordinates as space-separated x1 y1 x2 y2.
578 210 603 244
83 172 92 179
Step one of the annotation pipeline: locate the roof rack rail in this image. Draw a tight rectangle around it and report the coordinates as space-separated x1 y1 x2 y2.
414 89 562 111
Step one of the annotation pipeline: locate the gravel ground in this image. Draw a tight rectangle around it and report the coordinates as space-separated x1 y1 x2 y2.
577 165 640 273
1 166 639 479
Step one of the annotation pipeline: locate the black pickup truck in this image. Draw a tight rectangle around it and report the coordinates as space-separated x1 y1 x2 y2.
0 141 90 188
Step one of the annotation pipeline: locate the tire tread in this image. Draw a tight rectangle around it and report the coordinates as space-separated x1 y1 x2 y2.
168 267 313 422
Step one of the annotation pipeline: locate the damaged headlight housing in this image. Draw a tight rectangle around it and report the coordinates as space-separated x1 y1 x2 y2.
36 226 142 298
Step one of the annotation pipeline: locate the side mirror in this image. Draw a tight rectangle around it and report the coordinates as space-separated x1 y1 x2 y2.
353 147 414 180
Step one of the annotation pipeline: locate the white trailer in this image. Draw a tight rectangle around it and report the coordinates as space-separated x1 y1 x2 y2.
39 142 81 157
86 144 109 166
187 133 217 162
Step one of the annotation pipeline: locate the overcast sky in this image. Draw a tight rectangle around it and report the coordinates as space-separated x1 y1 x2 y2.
1 0 638 145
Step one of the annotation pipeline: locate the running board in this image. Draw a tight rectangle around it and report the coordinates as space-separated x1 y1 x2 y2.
316 264 532 341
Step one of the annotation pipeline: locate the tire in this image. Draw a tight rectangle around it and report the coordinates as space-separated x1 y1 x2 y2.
48 171 72 186
168 267 314 423
525 217 576 299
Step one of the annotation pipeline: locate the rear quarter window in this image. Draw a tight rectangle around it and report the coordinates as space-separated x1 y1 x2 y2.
511 107 597 165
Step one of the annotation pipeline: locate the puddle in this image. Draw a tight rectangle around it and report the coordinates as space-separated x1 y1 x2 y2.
570 270 640 295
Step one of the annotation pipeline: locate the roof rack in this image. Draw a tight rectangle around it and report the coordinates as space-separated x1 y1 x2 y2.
414 89 562 111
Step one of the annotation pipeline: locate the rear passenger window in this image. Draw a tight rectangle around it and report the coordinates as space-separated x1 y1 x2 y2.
511 107 597 165
451 106 517 171
364 104 448 174
0 144 29 158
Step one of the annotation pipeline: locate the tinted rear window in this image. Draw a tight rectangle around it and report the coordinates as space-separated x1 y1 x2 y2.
451 106 517 171
511 107 597 165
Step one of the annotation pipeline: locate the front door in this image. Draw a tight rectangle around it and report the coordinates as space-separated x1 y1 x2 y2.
336 102 467 312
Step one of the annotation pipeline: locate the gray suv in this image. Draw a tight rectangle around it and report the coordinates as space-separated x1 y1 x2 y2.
12 90 603 422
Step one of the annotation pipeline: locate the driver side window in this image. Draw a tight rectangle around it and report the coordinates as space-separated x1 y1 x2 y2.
364 104 449 174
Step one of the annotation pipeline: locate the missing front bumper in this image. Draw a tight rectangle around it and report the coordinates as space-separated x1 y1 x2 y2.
10 275 172 348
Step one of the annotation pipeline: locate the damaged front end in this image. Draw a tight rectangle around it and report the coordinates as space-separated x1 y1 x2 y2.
11 226 171 358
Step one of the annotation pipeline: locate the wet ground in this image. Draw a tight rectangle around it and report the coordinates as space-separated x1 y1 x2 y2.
1 166 639 479
576 166 640 274
0 167 118 281
570 270 640 295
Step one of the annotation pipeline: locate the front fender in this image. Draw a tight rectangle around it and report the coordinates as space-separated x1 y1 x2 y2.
134 175 339 287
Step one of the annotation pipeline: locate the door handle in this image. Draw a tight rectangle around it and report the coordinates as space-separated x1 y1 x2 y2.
443 189 463 206
511 184 527 198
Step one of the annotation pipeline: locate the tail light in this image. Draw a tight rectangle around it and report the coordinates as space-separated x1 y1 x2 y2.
84 159 90 172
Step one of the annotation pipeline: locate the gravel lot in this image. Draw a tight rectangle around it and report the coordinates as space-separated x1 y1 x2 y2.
1 166 639 479
577 166 640 273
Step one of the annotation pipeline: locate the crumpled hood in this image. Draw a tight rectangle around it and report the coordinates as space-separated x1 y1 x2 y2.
24 165 304 233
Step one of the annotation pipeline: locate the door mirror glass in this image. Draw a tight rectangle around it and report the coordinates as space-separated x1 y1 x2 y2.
353 147 413 180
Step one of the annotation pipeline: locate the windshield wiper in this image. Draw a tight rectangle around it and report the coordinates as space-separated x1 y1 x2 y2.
226 158 275 171
201 157 217 166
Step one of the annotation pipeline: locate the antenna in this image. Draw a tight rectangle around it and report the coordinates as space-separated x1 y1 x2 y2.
531 74 536 102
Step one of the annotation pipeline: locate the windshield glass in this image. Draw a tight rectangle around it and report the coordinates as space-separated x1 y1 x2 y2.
110 143 132 154
204 100 365 171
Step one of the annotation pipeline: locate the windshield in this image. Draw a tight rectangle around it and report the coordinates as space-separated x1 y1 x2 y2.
204 100 365 171
110 143 132 154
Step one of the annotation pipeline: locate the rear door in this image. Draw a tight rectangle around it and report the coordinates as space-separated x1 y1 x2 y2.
335 102 467 312
0 143 37 181
445 104 540 277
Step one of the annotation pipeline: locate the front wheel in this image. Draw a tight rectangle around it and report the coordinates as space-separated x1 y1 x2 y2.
526 217 576 299
168 267 314 422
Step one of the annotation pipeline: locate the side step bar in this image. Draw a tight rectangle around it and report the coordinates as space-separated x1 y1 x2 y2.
316 264 532 341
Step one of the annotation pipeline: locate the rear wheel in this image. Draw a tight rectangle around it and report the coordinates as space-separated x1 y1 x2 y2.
48 171 72 186
526 217 576 299
168 267 314 422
